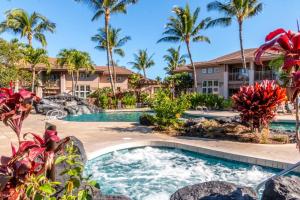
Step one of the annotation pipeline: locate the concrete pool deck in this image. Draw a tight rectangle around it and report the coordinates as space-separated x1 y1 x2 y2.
1 114 300 172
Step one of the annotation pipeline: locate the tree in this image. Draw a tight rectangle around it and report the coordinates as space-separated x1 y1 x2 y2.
0 8 56 47
165 72 193 95
129 49 155 79
23 47 50 92
0 38 24 67
57 49 94 96
207 0 263 69
163 46 187 75
158 4 210 92
91 26 131 86
74 0 138 96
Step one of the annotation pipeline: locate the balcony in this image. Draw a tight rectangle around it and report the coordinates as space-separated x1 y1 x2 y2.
229 72 249 82
255 70 276 81
44 80 60 89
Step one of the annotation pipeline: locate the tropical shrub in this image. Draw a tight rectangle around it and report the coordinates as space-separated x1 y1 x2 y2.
255 28 300 147
0 86 98 199
232 80 286 132
89 88 112 109
139 113 155 126
189 93 230 110
151 89 190 129
122 92 136 108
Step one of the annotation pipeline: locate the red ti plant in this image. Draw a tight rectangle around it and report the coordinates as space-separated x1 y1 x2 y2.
255 28 300 147
232 80 286 132
0 86 69 199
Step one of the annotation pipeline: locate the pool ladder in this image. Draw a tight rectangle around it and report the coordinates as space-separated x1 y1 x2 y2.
45 109 67 121
256 160 300 192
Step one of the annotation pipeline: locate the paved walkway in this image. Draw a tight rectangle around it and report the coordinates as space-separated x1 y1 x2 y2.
1 114 300 171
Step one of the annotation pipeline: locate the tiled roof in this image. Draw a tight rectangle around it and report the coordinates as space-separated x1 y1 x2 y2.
173 66 193 73
23 57 134 75
95 66 134 75
183 48 280 69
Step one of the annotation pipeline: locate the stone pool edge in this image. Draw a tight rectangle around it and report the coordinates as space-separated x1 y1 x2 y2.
87 140 300 173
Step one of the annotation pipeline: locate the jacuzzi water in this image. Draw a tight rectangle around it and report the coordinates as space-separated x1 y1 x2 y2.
85 147 279 200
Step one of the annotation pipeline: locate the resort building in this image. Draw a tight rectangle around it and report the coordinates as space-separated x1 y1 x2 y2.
25 58 135 98
174 48 279 99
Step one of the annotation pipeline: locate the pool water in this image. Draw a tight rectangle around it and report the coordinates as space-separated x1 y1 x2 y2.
85 147 278 200
65 111 296 132
64 111 148 122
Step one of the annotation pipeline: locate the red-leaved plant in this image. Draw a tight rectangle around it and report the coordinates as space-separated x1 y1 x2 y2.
255 28 300 148
0 85 69 199
232 80 286 132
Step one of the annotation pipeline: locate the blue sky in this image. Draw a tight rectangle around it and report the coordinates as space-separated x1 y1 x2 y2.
1 0 300 79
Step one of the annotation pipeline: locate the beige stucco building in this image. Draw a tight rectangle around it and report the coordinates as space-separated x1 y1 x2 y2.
174 48 279 99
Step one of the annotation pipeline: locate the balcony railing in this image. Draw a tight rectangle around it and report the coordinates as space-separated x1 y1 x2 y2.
44 80 60 89
229 72 249 81
255 70 276 81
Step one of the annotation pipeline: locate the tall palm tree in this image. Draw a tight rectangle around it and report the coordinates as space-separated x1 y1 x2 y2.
207 0 263 69
0 8 56 47
23 46 50 92
57 49 94 96
129 49 155 79
91 26 131 86
163 46 187 75
75 0 138 96
158 4 211 92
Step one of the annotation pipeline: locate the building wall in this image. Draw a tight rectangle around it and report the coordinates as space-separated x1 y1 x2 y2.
65 73 100 92
99 75 129 91
196 65 225 96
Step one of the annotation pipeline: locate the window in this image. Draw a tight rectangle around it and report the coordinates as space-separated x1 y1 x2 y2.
106 77 111 82
80 73 90 79
202 80 219 94
75 85 91 99
207 68 213 74
117 77 123 82
201 68 207 74
214 67 220 73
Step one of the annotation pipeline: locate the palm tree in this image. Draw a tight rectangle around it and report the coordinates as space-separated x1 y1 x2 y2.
57 49 94 96
91 26 131 86
23 46 50 92
74 0 138 96
163 46 187 75
207 0 263 69
158 4 211 92
129 49 155 79
0 8 56 47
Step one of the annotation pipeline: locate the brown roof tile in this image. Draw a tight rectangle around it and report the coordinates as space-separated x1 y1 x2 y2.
95 66 134 75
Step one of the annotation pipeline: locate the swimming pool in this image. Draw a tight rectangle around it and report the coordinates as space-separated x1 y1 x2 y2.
85 147 279 200
64 111 296 132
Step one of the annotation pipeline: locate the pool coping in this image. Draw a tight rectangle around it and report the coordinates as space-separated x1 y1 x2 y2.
87 140 300 173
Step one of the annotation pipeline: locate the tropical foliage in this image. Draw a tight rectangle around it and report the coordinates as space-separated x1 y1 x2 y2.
23 46 50 92
0 8 56 47
151 89 190 130
129 49 155 78
163 46 187 75
255 28 300 147
57 49 94 95
189 93 232 110
164 72 193 96
92 26 131 86
232 80 286 132
207 0 263 68
0 87 99 199
158 4 210 91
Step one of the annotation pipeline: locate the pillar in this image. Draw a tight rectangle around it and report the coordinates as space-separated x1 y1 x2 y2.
60 72 66 94
223 65 229 99
249 61 255 85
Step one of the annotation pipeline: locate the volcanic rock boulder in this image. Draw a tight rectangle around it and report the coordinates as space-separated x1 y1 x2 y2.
170 181 258 200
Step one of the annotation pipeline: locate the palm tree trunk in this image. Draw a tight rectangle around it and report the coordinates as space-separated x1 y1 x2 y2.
238 21 247 69
143 68 147 79
75 71 79 97
105 12 116 97
110 50 116 88
186 41 197 92
31 66 36 93
71 72 75 96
